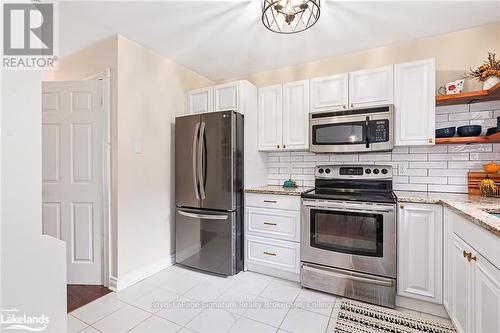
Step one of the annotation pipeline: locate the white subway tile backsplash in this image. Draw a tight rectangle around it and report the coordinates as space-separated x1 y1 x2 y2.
410 176 447 184
448 143 492 153
469 100 500 111
428 184 468 193
393 176 409 184
428 153 469 161
393 183 428 191
448 111 492 121
428 169 468 177
469 152 500 161
359 153 392 161
329 154 359 162
409 146 447 154
264 102 500 194
409 161 447 169
392 154 427 161
448 177 468 185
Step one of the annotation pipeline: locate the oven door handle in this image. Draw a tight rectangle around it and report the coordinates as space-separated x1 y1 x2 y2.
302 264 394 287
303 204 393 214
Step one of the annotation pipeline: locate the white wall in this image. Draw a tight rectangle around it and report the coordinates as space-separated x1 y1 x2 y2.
1 71 67 331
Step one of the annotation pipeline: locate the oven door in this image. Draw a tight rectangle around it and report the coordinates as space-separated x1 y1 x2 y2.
301 199 396 278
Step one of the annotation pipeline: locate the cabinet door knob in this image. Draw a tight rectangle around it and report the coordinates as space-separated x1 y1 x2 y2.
277 145 280 149
343 105 347 109
399 204 404 209
350 103 354 108
428 138 434 144
463 250 468 258
283 144 286 149
467 253 477 262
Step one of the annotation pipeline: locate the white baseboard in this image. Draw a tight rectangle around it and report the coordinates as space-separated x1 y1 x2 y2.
109 254 176 291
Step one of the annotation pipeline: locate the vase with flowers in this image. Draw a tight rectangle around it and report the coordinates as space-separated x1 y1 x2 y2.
464 53 500 90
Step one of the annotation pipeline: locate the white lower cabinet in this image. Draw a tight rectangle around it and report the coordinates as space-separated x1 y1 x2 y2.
444 208 500 333
397 203 443 304
244 193 301 281
245 235 300 274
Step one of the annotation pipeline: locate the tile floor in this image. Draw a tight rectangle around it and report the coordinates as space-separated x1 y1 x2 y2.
68 265 453 333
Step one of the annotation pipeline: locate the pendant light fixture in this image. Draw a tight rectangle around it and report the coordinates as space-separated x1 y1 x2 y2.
262 0 321 34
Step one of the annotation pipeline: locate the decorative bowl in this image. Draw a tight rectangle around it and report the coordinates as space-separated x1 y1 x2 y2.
435 127 456 138
457 125 482 137
486 127 498 136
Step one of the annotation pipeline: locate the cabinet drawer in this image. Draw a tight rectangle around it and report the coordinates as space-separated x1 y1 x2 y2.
245 193 300 211
246 207 300 242
245 235 300 273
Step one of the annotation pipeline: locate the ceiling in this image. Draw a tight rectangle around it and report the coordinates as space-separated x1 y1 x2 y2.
59 1 500 81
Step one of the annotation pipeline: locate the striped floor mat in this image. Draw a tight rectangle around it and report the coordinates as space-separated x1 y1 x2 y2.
332 299 456 333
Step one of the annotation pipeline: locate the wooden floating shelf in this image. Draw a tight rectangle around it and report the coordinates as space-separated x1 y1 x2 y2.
436 82 500 106
435 132 500 144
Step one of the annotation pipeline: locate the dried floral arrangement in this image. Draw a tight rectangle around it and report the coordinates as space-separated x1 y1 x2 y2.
464 53 500 81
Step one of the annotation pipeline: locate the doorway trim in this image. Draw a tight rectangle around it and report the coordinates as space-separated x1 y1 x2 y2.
84 68 112 288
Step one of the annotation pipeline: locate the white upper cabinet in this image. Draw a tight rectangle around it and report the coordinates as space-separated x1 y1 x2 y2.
310 73 348 112
397 203 443 304
394 58 436 146
349 65 394 108
282 80 310 150
214 81 240 112
258 84 283 151
187 87 213 114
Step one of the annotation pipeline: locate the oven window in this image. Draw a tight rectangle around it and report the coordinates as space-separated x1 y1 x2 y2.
312 122 366 145
310 209 383 257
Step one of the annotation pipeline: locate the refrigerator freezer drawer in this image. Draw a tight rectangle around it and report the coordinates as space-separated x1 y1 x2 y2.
175 207 238 276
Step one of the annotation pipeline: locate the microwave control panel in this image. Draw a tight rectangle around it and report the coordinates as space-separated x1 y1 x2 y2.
368 120 389 143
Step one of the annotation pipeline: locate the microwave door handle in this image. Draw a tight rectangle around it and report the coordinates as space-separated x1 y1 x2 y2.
365 116 370 149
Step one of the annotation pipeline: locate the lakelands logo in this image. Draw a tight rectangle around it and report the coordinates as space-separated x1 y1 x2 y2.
2 1 58 69
1 309 49 331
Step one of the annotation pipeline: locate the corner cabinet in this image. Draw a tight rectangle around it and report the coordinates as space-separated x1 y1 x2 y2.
397 203 443 304
394 58 436 146
349 65 393 108
258 80 309 151
187 87 213 114
444 208 500 333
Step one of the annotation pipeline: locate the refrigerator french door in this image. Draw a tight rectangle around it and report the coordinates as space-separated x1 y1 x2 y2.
175 111 243 275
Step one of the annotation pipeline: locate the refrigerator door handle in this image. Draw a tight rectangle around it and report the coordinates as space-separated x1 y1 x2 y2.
178 209 228 220
198 121 206 199
192 122 200 200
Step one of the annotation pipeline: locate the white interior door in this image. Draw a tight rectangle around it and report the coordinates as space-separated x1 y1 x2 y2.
42 80 104 285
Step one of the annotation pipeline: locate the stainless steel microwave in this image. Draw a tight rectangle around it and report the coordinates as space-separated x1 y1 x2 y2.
309 105 394 153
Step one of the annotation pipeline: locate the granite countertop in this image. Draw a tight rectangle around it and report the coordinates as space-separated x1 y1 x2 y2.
395 191 500 237
244 185 313 196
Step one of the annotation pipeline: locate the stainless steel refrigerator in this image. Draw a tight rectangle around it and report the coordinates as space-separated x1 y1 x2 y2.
175 110 243 276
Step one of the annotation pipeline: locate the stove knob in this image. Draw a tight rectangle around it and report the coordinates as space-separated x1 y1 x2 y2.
373 168 380 174
325 168 331 174
382 168 388 174
365 169 371 174
318 168 324 174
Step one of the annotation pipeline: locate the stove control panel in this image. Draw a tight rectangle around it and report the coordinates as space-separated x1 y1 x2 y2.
315 165 392 179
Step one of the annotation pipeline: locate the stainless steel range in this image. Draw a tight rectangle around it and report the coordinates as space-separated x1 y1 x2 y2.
300 165 397 308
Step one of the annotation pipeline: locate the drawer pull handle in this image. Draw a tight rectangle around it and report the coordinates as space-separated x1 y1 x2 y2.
263 200 277 203
263 251 277 256
263 222 277 226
